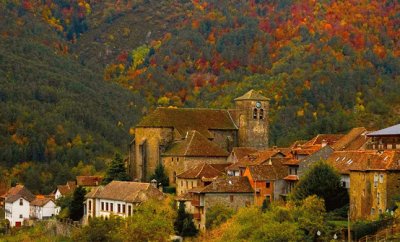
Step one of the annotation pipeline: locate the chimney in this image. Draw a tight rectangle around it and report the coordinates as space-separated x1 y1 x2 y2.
321 139 328 147
268 158 272 165
150 179 157 188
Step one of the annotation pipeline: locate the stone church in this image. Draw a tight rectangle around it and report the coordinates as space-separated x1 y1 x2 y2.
128 90 270 183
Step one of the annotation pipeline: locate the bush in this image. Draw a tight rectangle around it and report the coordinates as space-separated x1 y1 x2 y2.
206 203 235 229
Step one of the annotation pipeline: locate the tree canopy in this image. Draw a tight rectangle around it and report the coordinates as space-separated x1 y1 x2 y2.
103 153 131 184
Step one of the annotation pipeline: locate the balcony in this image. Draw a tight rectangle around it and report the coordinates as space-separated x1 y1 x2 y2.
193 213 201 220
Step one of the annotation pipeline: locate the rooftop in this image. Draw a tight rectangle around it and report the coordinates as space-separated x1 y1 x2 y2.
227 149 287 171
162 130 229 157
332 127 368 151
31 196 54 207
199 177 254 193
234 89 270 101
367 124 400 137
76 176 103 187
2 185 35 203
176 162 224 179
246 161 288 181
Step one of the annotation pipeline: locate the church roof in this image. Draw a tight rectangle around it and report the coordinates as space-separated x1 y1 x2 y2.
367 124 400 137
136 107 237 139
234 89 269 101
162 131 229 157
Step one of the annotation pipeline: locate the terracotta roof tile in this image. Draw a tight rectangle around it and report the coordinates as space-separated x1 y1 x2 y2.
199 177 254 193
136 107 237 139
326 150 400 174
76 176 103 187
227 150 288 171
31 197 54 207
85 181 164 203
234 89 270 101
246 160 288 181
3 185 35 203
230 147 258 161
177 163 224 179
302 134 344 147
283 175 299 181
163 130 229 157
332 127 368 151
57 181 76 196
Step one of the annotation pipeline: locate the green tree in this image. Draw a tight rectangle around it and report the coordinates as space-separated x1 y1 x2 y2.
69 186 87 221
103 153 130 184
291 161 349 211
261 197 270 212
149 162 169 187
206 203 235 229
174 202 198 237
73 216 123 242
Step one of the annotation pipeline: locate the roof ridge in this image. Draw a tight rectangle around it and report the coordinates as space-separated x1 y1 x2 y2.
195 163 206 178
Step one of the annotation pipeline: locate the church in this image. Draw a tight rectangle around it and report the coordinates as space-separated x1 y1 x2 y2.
128 90 270 184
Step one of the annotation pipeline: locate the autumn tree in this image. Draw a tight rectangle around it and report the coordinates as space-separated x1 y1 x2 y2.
206 203 235 229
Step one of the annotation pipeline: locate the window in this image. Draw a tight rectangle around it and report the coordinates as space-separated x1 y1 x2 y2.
106 202 109 211
266 182 270 188
379 174 384 183
101 202 104 211
88 200 92 211
259 109 264 120
19 214 23 218
19 199 23 206
118 204 121 213
128 205 132 216
181 180 183 187
110 203 113 212
377 193 380 205
230 195 234 202
186 181 188 187
253 108 257 119
342 181 346 188
122 204 126 214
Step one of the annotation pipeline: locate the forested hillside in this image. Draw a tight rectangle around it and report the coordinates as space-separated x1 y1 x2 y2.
0 0 399 192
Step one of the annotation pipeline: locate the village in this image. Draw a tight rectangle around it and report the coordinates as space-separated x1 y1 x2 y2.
1 90 400 240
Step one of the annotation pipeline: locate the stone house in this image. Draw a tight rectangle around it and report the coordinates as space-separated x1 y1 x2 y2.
1 185 35 227
129 90 270 183
242 159 288 205
84 181 164 222
186 176 254 231
347 151 400 221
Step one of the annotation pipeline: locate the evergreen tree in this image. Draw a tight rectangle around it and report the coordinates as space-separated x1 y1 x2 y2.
291 161 349 211
103 153 130 184
149 162 169 187
174 202 198 237
69 186 86 221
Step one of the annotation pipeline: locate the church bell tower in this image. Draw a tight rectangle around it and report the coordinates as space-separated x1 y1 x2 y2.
234 90 269 149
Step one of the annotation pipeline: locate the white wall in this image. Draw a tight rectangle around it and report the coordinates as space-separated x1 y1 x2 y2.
5 198 30 227
86 198 135 220
341 175 350 189
30 201 56 220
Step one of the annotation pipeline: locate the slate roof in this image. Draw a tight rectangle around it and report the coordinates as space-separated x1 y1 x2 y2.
85 181 164 203
234 89 270 101
246 161 288 181
31 196 54 207
326 150 400 174
198 177 254 193
136 107 237 139
76 176 103 187
332 127 368 151
176 163 224 179
162 130 229 157
367 124 400 137
2 185 35 203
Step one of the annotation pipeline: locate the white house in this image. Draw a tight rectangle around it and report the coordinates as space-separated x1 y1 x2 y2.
84 181 164 222
1 185 35 227
30 197 57 220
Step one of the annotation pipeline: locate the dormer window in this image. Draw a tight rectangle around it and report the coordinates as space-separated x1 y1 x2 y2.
253 108 258 119
259 109 264 120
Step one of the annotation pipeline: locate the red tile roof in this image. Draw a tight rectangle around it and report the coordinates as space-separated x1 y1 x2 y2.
176 163 224 179
227 149 287 171
163 130 229 157
332 127 368 151
76 176 103 187
136 107 237 139
2 185 35 203
246 161 288 181
283 175 299 181
31 197 54 207
191 177 254 193
57 181 77 196
326 150 400 174
230 147 258 161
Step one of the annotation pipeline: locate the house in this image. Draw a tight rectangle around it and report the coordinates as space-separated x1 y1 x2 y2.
186 176 254 230
226 149 286 176
297 145 335 178
54 181 76 200
30 196 56 220
226 147 258 164
129 90 270 183
331 127 369 151
176 162 227 195
291 134 343 160
84 181 164 221
76 176 103 189
366 123 400 150
346 150 400 220
242 159 288 205
2 185 35 227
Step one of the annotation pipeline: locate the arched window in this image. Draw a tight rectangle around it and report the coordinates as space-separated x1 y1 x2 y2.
253 108 258 119
259 109 264 120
